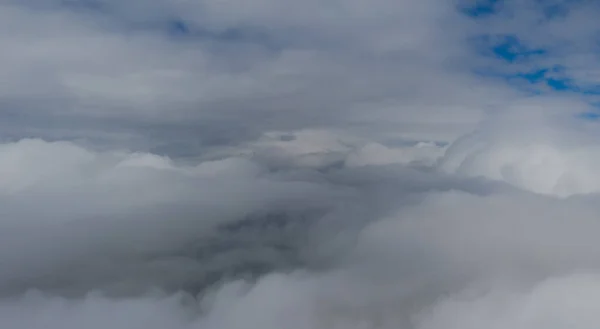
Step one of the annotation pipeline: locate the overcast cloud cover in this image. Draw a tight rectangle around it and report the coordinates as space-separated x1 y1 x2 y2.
2 0 600 328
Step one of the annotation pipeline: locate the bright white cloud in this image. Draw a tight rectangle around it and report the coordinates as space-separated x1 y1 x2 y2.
438 97 600 196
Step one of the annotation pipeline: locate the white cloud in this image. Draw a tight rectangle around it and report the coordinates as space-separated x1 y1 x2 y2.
438 97 600 196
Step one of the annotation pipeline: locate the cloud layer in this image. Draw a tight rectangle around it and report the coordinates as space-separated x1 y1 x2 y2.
3 0 600 328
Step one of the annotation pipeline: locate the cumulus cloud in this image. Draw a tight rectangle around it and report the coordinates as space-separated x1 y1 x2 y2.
3 0 600 328
438 97 600 196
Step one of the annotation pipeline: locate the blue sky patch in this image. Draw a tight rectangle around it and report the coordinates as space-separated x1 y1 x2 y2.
491 35 547 62
516 68 548 83
546 77 574 91
541 3 569 19
167 20 190 36
461 0 600 110
461 0 502 18
577 111 600 120
536 0 589 20
470 34 548 63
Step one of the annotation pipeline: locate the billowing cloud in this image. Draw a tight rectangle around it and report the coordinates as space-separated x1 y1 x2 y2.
3 0 600 328
438 97 600 196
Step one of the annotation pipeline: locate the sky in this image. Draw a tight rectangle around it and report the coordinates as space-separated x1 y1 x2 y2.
3 0 600 328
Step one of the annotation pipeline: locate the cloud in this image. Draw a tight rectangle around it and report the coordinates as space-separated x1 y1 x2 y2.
437 96 600 196
416 273 600 329
0 0 518 150
0 138 353 297
0 292 193 329
3 0 600 328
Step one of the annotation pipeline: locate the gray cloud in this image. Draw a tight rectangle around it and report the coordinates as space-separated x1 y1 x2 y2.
3 0 600 328
0 0 517 152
